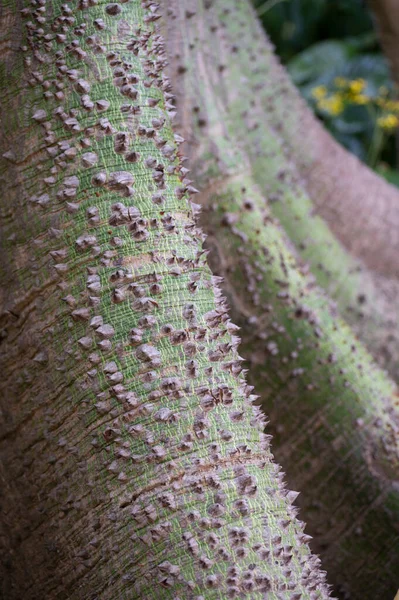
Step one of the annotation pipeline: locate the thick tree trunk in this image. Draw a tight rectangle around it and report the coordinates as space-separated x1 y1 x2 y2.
221 1 399 281
0 0 333 599
164 0 399 379
162 1 399 598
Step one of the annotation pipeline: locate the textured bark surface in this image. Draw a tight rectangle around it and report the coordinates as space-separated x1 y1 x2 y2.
164 0 399 380
233 2 399 282
0 1 333 599
162 1 399 598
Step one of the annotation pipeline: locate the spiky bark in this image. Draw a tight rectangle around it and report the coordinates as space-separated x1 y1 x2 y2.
0 1 333 599
164 0 399 379
162 1 399 598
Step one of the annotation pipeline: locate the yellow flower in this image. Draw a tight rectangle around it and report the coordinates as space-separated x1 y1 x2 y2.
349 78 365 94
382 100 399 113
317 93 344 116
334 77 348 88
352 94 369 105
311 85 327 100
377 113 399 130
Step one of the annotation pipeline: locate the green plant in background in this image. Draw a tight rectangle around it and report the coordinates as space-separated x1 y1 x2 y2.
253 0 399 184
311 77 399 168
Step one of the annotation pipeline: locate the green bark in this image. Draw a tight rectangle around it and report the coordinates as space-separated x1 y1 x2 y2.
0 0 331 598
165 0 399 379
162 1 399 598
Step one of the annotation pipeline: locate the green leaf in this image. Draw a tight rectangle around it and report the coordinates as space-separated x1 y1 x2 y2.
287 40 349 84
333 116 368 134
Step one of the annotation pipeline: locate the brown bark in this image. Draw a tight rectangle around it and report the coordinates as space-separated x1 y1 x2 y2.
368 0 399 169
242 7 399 280
168 0 399 280
369 0 399 87
163 0 399 379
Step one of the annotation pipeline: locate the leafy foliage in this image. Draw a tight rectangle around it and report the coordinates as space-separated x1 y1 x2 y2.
254 0 375 61
253 0 399 179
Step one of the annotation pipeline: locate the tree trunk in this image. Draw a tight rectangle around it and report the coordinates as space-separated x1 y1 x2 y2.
164 0 399 379
368 0 399 169
0 0 332 599
368 0 399 88
162 1 399 598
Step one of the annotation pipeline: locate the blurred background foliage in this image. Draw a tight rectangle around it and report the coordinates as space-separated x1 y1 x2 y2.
253 0 399 186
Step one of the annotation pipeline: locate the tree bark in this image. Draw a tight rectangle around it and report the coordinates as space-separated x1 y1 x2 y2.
368 0 399 169
368 0 399 87
227 1 399 281
0 1 331 599
164 0 399 379
162 1 399 598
